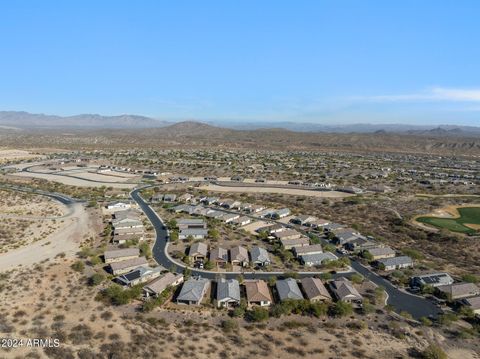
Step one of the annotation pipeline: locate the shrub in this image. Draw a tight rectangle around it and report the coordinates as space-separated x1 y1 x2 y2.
88 273 105 286
245 307 269 322
220 319 238 333
71 261 85 273
330 301 353 317
421 344 447 359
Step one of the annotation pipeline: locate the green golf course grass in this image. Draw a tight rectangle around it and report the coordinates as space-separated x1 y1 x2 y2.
416 207 480 235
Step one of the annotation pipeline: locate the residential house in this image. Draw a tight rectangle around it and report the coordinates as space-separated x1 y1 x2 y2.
308 218 330 229
323 223 345 232
179 228 208 240
143 273 184 299
177 218 207 230
276 278 304 301
300 252 338 267
116 266 163 287
221 213 240 224
209 247 228 267
461 296 480 316
104 248 139 264
364 246 396 260
256 223 284 235
220 199 242 209
189 242 208 262
376 256 413 271
106 201 132 210
293 244 324 257
150 193 164 203
162 194 177 203
176 277 210 305
170 204 195 214
112 231 144 244
300 277 332 302
437 283 480 301
109 257 148 275
274 208 291 218
332 229 363 245
201 196 219 205
232 216 251 226
250 246 271 267
178 193 194 202
113 226 145 237
245 280 273 307
280 237 310 250
410 272 454 289
112 217 143 230
229 246 249 267
344 237 378 251
273 229 302 241
204 210 225 219
216 278 241 308
290 215 317 226
329 277 363 306
247 204 265 213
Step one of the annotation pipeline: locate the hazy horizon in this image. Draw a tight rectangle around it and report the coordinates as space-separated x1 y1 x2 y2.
1 1 480 126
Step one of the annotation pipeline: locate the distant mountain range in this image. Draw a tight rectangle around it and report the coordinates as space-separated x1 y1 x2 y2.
1 111 479 136
0 111 168 129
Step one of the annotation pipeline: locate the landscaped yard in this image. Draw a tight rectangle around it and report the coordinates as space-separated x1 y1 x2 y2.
416 206 480 234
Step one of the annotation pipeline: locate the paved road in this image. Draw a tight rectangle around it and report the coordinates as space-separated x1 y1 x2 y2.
132 186 443 319
350 260 442 319
130 188 354 281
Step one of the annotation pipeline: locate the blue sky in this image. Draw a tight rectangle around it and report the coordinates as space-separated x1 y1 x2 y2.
0 0 479 125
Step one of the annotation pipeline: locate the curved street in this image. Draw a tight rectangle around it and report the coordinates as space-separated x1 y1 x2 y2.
131 187 442 319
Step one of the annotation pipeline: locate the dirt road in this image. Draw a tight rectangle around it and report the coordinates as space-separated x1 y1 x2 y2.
0 203 90 271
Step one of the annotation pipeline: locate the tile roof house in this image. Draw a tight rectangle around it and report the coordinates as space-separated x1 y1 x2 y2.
209 247 228 266
293 244 324 257
300 252 338 267
365 246 396 260
176 277 210 305
109 256 149 275
112 217 143 230
376 256 413 271
329 277 363 306
245 280 273 307
104 248 140 264
250 246 271 266
273 229 303 241
437 282 480 301
280 237 310 250
229 246 249 266
461 296 480 316
216 278 241 308
177 218 207 230
143 273 184 298
189 242 208 261
276 278 304 301
116 266 163 287
300 277 332 302
179 228 209 240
